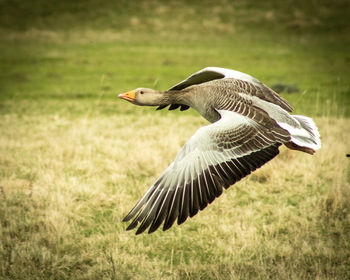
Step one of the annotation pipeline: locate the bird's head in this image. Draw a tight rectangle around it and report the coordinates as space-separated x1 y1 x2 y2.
118 88 166 106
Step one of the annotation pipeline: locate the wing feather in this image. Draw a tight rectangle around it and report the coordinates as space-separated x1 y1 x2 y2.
149 188 174 233
189 178 200 217
178 182 190 225
168 67 261 91
160 67 292 112
123 110 283 234
163 187 181 230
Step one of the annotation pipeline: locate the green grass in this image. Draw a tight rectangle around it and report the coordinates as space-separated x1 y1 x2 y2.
0 0 349 279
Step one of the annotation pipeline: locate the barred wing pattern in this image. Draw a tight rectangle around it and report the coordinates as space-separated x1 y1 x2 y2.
157 67 292 112
123 110 283 234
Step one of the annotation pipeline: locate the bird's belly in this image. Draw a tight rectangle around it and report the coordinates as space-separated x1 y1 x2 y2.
196 106 220 123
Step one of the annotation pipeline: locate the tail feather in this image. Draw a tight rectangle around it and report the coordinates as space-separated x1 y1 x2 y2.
292 115 321 149
279 115 321 154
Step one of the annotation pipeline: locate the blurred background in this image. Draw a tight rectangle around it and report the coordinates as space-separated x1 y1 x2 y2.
0 0 349 279
1 0 349 113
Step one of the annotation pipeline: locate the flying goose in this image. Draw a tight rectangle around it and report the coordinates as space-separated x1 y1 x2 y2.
118 67 321 235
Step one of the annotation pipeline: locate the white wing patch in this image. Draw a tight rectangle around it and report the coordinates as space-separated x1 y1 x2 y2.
173 110 260 168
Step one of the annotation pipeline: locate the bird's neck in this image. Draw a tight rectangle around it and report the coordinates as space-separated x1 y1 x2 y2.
159 89 191 106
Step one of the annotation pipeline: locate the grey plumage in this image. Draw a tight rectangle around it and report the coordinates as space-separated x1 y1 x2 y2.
119 67 321 234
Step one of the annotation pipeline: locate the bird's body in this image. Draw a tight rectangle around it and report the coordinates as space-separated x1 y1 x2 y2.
119 67 321 234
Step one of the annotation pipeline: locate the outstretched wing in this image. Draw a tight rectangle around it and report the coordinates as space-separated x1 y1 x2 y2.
157 67 292 112
123 109 287 234
168 67 231 91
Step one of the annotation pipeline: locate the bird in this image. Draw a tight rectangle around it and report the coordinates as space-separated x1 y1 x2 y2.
118 67 321 235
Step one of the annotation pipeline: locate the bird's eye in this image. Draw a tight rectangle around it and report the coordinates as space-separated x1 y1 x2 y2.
140 91 144 94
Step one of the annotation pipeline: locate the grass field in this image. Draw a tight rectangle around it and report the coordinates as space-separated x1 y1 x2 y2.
0 0 349 279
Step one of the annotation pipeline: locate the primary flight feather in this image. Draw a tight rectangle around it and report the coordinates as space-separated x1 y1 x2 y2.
119 67 321 235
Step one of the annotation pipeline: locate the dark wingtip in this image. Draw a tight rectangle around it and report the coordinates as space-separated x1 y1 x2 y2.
147 225 160 234
126 219 140 230
169 104 181 110
122 216 130 222
156 105 168 110
163 214 177 231
177 215 188 226
189 209 199 218
135 226 148 235
157 104 190 111
163 210 179 231
180 105 190 111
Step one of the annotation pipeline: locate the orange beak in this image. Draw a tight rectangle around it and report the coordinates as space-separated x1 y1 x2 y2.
119 90 136 102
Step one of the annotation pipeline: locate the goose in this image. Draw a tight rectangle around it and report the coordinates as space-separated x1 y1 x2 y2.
118 67 321 235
